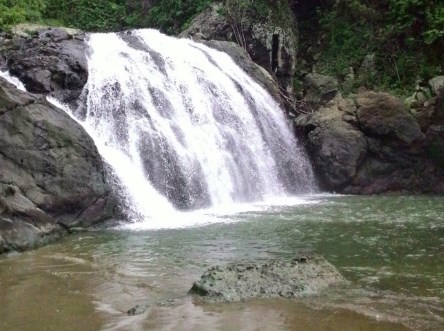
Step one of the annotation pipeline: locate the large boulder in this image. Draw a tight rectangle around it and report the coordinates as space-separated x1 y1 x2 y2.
296 97 366 189
296 91 444 194
189 255 345 302
0 27 87 106
0 78 115 253
356 92 423 144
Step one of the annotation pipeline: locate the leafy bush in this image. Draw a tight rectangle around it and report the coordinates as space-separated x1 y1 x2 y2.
43 0 126 31
312 0 444 95
146 0 213 34
0 0 45 30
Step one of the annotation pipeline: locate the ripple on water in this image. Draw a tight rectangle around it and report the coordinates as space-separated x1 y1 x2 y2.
0 195 443 330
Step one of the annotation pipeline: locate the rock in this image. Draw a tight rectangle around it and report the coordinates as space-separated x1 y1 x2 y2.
2 27 87 106
203 40 282 105
127 298 184 316
295 97 367 189
179 4 229 41
0 78 115 253
189 255 345 302
429 76 444 95
302 73 339 108
425 125 444 167
405 86 431 110
357 53 376 85
11 23 81 37
296 91 444 194
415 88 444 131
356 91 423 144
180 1 298 95
127 305 149 316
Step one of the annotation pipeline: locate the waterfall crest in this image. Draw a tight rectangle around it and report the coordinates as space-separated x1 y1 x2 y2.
70 29 316 221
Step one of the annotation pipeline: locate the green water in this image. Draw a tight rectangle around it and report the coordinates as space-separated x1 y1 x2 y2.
0 195 443 330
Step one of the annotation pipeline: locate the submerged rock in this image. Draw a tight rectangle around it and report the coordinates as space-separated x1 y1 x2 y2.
127 298 185 316
356 92 423 144
189 255 345 302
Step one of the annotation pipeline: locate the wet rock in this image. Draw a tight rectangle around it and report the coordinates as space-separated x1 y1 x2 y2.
202 40 282 105
127 298 184 316
127 305 148 316
188 255 345 302
0 78 115 253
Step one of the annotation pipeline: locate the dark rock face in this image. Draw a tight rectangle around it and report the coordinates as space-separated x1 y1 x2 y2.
0 78 115 253
296 91 444 194
1 27 87 106
189 255 345 302
296 97 367 188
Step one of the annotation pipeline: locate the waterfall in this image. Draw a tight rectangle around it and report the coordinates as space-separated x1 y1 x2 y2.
52 30 318 223
0 70 26 91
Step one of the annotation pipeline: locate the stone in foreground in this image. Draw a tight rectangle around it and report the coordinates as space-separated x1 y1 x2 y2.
189 255 345 302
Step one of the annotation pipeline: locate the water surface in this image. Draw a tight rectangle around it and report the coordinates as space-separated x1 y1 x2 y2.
1 195 443 330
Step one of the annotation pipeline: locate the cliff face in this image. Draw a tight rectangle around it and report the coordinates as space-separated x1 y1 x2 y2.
180 1 298 98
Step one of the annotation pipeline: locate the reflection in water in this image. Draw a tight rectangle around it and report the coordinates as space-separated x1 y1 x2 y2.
0 195 443 330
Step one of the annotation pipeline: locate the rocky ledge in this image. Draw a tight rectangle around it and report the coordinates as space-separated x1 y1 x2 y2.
0 78 115 253
0 26 87 106
296 87 444 194
189 255 345 302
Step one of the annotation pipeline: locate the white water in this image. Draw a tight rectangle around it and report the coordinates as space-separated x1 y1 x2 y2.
0 70 26 91
32 29 317 229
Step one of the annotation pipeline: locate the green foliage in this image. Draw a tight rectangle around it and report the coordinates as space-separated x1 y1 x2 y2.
146 0 213 35
224 0 269 21
312 0 444 96
0 0 45 30
1 0 214 33
43 0 126 31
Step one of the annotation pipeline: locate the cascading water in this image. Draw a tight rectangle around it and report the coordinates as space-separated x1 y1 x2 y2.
60 29 318 224
0 70 26 91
